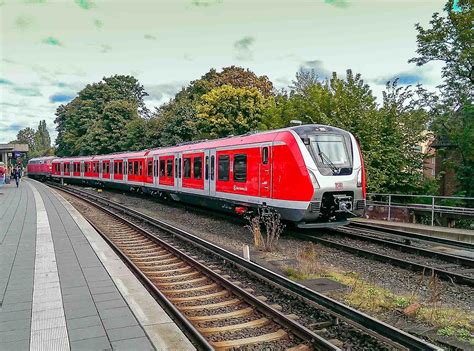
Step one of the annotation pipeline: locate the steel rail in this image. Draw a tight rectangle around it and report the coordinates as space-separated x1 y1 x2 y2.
349 221 474 250
52 184 338 351
332 228 474 268
292 232 474 287
86 220 213 351
49 183 442 351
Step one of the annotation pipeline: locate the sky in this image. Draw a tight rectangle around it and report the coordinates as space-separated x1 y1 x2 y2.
0 0 447 144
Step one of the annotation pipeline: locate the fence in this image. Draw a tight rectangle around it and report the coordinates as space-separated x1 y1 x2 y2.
365 193 474 228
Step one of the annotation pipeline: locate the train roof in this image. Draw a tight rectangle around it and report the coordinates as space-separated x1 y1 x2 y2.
52 124 351 161
28 156 57 163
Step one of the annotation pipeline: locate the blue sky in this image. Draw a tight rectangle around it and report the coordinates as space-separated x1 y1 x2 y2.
0 0 446 143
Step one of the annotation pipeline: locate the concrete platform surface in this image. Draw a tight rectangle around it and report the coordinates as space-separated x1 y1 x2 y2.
0 179 195 351
351 218 474 244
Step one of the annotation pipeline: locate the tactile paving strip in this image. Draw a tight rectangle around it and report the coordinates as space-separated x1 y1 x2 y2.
28 183 70 351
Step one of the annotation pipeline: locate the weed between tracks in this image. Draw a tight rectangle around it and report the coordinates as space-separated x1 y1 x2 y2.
246 209 284 252
283 243 474 345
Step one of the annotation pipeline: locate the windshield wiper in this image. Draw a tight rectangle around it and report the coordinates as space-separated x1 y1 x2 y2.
316 147 340 175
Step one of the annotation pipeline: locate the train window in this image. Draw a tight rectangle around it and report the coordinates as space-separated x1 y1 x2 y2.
194 157 202 180
160 160 165 176
178 158 182 178
166 159 173 177
262 147 269 164
139 161 143 176
85 163 90 173
205 156 209 180
129 161 133 175
218 155 230 181
147 160 153 176
234 155 247 182
154 160 158 177
211 155 215 180
118 162 123 174
134 161 139 176
175 159 178 178
183 158 191 178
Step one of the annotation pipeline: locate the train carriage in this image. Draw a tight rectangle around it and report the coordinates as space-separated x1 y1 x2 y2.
29 124 366 228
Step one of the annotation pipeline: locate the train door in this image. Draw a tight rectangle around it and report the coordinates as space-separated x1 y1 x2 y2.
145 157 153 184
175 153 182 191
123 159 128 183
203 150 210 195
259 144 272 198
208 149 216 197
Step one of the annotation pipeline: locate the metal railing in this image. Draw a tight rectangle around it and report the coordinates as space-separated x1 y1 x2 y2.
366 193 474 227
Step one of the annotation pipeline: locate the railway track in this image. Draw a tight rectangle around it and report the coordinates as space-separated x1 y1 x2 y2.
290 227 474 288
348 221 474 252
60 190 328 350
46 182 442 351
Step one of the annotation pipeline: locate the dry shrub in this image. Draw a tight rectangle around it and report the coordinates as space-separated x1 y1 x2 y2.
247 216 262 247
295 243 324 276
246 207 284 252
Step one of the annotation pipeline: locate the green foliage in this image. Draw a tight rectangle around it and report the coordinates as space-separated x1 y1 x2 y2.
14 127 36 150
154 96 199 146
410 0 473 196
11 120 54 162
152 66 275 146
409 0 473 105
196 85 273 139
55 75 147 156
35 120 51 152
264 70 431 193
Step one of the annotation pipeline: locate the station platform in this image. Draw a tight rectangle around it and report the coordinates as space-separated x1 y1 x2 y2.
0 179 194 351
350 217 474 244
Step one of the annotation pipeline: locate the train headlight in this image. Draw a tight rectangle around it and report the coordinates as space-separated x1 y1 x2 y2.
357 169 362 187
309 170 320 189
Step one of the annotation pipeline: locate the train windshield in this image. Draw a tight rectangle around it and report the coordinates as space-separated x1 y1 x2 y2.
309 134 351 175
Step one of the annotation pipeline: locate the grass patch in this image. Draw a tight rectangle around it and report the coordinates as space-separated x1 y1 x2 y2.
283 247 474 345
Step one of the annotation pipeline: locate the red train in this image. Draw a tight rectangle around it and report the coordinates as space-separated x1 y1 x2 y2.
28 125 366 227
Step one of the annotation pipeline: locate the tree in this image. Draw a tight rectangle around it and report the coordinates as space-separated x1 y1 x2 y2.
35 120 51 152
14 127 36 150
409 0 473 195
55 75 146 156
264 70 432 193
409 0 473 106
196 85 273 139
290 68 320 94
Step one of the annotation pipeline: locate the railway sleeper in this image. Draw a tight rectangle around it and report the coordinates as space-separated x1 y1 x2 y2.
210 329 287 350
198 317 270 334
178 298 241 311
160 283 218 294
187 306 253 322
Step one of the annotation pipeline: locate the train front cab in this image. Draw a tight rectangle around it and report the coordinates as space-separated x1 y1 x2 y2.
288 125 366 228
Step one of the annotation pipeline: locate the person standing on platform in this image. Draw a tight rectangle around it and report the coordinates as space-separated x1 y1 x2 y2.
0 162 5 194
13 166 21 188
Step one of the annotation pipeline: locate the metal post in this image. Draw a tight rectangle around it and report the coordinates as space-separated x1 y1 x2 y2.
387 195 391 221
243 245 250 261
431 196 435 226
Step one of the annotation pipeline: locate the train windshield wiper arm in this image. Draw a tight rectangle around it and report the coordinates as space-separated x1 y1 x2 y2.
317 148 340 175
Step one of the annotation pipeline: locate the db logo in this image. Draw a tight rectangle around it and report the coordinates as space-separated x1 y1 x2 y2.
335 182 343 190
